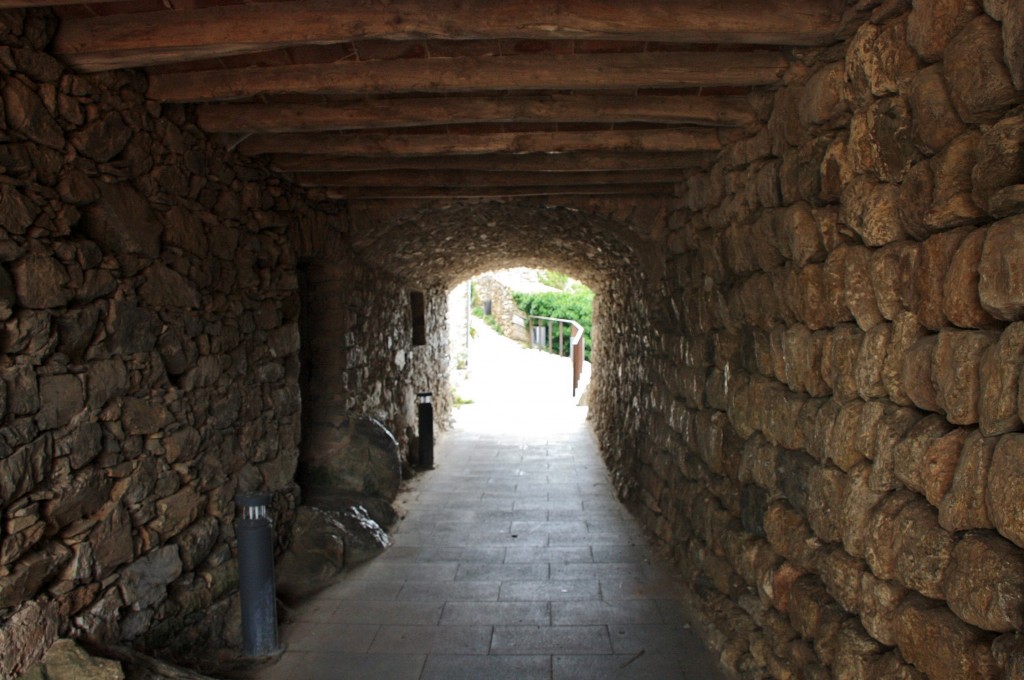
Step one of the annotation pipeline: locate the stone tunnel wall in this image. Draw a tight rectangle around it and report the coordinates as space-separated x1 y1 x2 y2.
0 14 308 669
595 4 1024 680
298 257 451 489
0 10 450 675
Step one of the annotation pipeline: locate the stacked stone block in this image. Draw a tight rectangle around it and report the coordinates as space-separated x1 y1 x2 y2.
593 1 1024 678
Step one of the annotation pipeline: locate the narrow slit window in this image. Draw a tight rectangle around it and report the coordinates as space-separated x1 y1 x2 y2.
410 291 426 346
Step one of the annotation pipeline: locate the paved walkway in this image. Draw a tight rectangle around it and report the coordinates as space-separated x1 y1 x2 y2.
252 322 723 680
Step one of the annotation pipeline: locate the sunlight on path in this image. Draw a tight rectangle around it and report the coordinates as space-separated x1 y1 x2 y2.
452 319 589 435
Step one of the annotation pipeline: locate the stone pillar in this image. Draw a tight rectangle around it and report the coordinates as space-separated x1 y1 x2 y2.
296 259 446 502
296 260 404 502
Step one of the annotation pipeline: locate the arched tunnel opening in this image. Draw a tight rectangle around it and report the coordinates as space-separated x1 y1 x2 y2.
447 266 595 408
1 3 1023 680
290 199 659 504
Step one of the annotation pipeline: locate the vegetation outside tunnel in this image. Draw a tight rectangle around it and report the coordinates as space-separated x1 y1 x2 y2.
513 286 593 361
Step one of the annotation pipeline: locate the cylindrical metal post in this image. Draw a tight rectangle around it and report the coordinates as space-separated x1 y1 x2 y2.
236 493 280 657
418 392 434 469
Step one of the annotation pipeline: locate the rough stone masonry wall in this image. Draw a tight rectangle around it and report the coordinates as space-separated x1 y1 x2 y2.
588 269 657 496
610 3 1024 679
471 273 529 342
0 10 451 676
299 256 451 481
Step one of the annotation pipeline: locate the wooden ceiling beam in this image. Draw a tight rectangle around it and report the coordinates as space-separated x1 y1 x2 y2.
148 50 788 103
293 168 693 188
269 151 715 173
325 184 678 200
0 0 120 5
52 0 840 72
197 94 757 134
238 128 722 156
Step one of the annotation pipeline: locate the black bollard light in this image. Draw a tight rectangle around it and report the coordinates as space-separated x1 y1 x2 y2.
417 392 434 470
236 492 281 657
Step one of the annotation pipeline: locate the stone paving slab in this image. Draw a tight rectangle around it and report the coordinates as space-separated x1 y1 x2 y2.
553 653 706 680
440 601 552 626
420 654 551 680
550 599 666 626
324 600 444 626
368 624 493 655
258 652 426 680
490 624 612 655
497 579 603 602
250 323 723 680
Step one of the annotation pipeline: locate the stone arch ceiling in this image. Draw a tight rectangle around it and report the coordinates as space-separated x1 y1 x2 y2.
346 199 659 289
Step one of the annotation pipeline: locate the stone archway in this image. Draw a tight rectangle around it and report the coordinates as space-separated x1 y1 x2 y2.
341 198 670 498
347 199 658 289
287 199 668 510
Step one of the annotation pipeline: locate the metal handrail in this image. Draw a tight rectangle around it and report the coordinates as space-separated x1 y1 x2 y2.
527 315 585 396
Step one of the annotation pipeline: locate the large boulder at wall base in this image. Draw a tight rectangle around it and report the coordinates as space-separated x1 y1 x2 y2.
69 643 221 680
299 416 403 502
336 505 391 566
275 505 390 603
24 640 223 680
20 639 125 680
300 491 399 531
275 506 346 603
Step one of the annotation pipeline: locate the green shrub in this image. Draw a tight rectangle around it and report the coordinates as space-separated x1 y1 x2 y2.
512 287 593 360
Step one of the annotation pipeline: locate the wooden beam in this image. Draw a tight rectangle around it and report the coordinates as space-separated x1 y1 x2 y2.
53 0 839 72
197 94 757 134
148 51 788 103
0 0 121 4
238 128 722 156
324 184 678 200
293 168 694 188
269 151 716 173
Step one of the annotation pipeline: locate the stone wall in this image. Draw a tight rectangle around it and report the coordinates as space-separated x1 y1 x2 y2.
587 270 657 497
472 273 530 342
597 3 1024 678
0 12 306 670
298 256 451 487
0 10 451 675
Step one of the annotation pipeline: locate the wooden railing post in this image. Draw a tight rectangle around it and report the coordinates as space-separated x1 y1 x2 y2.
524 314 585 396
573 335 583 396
